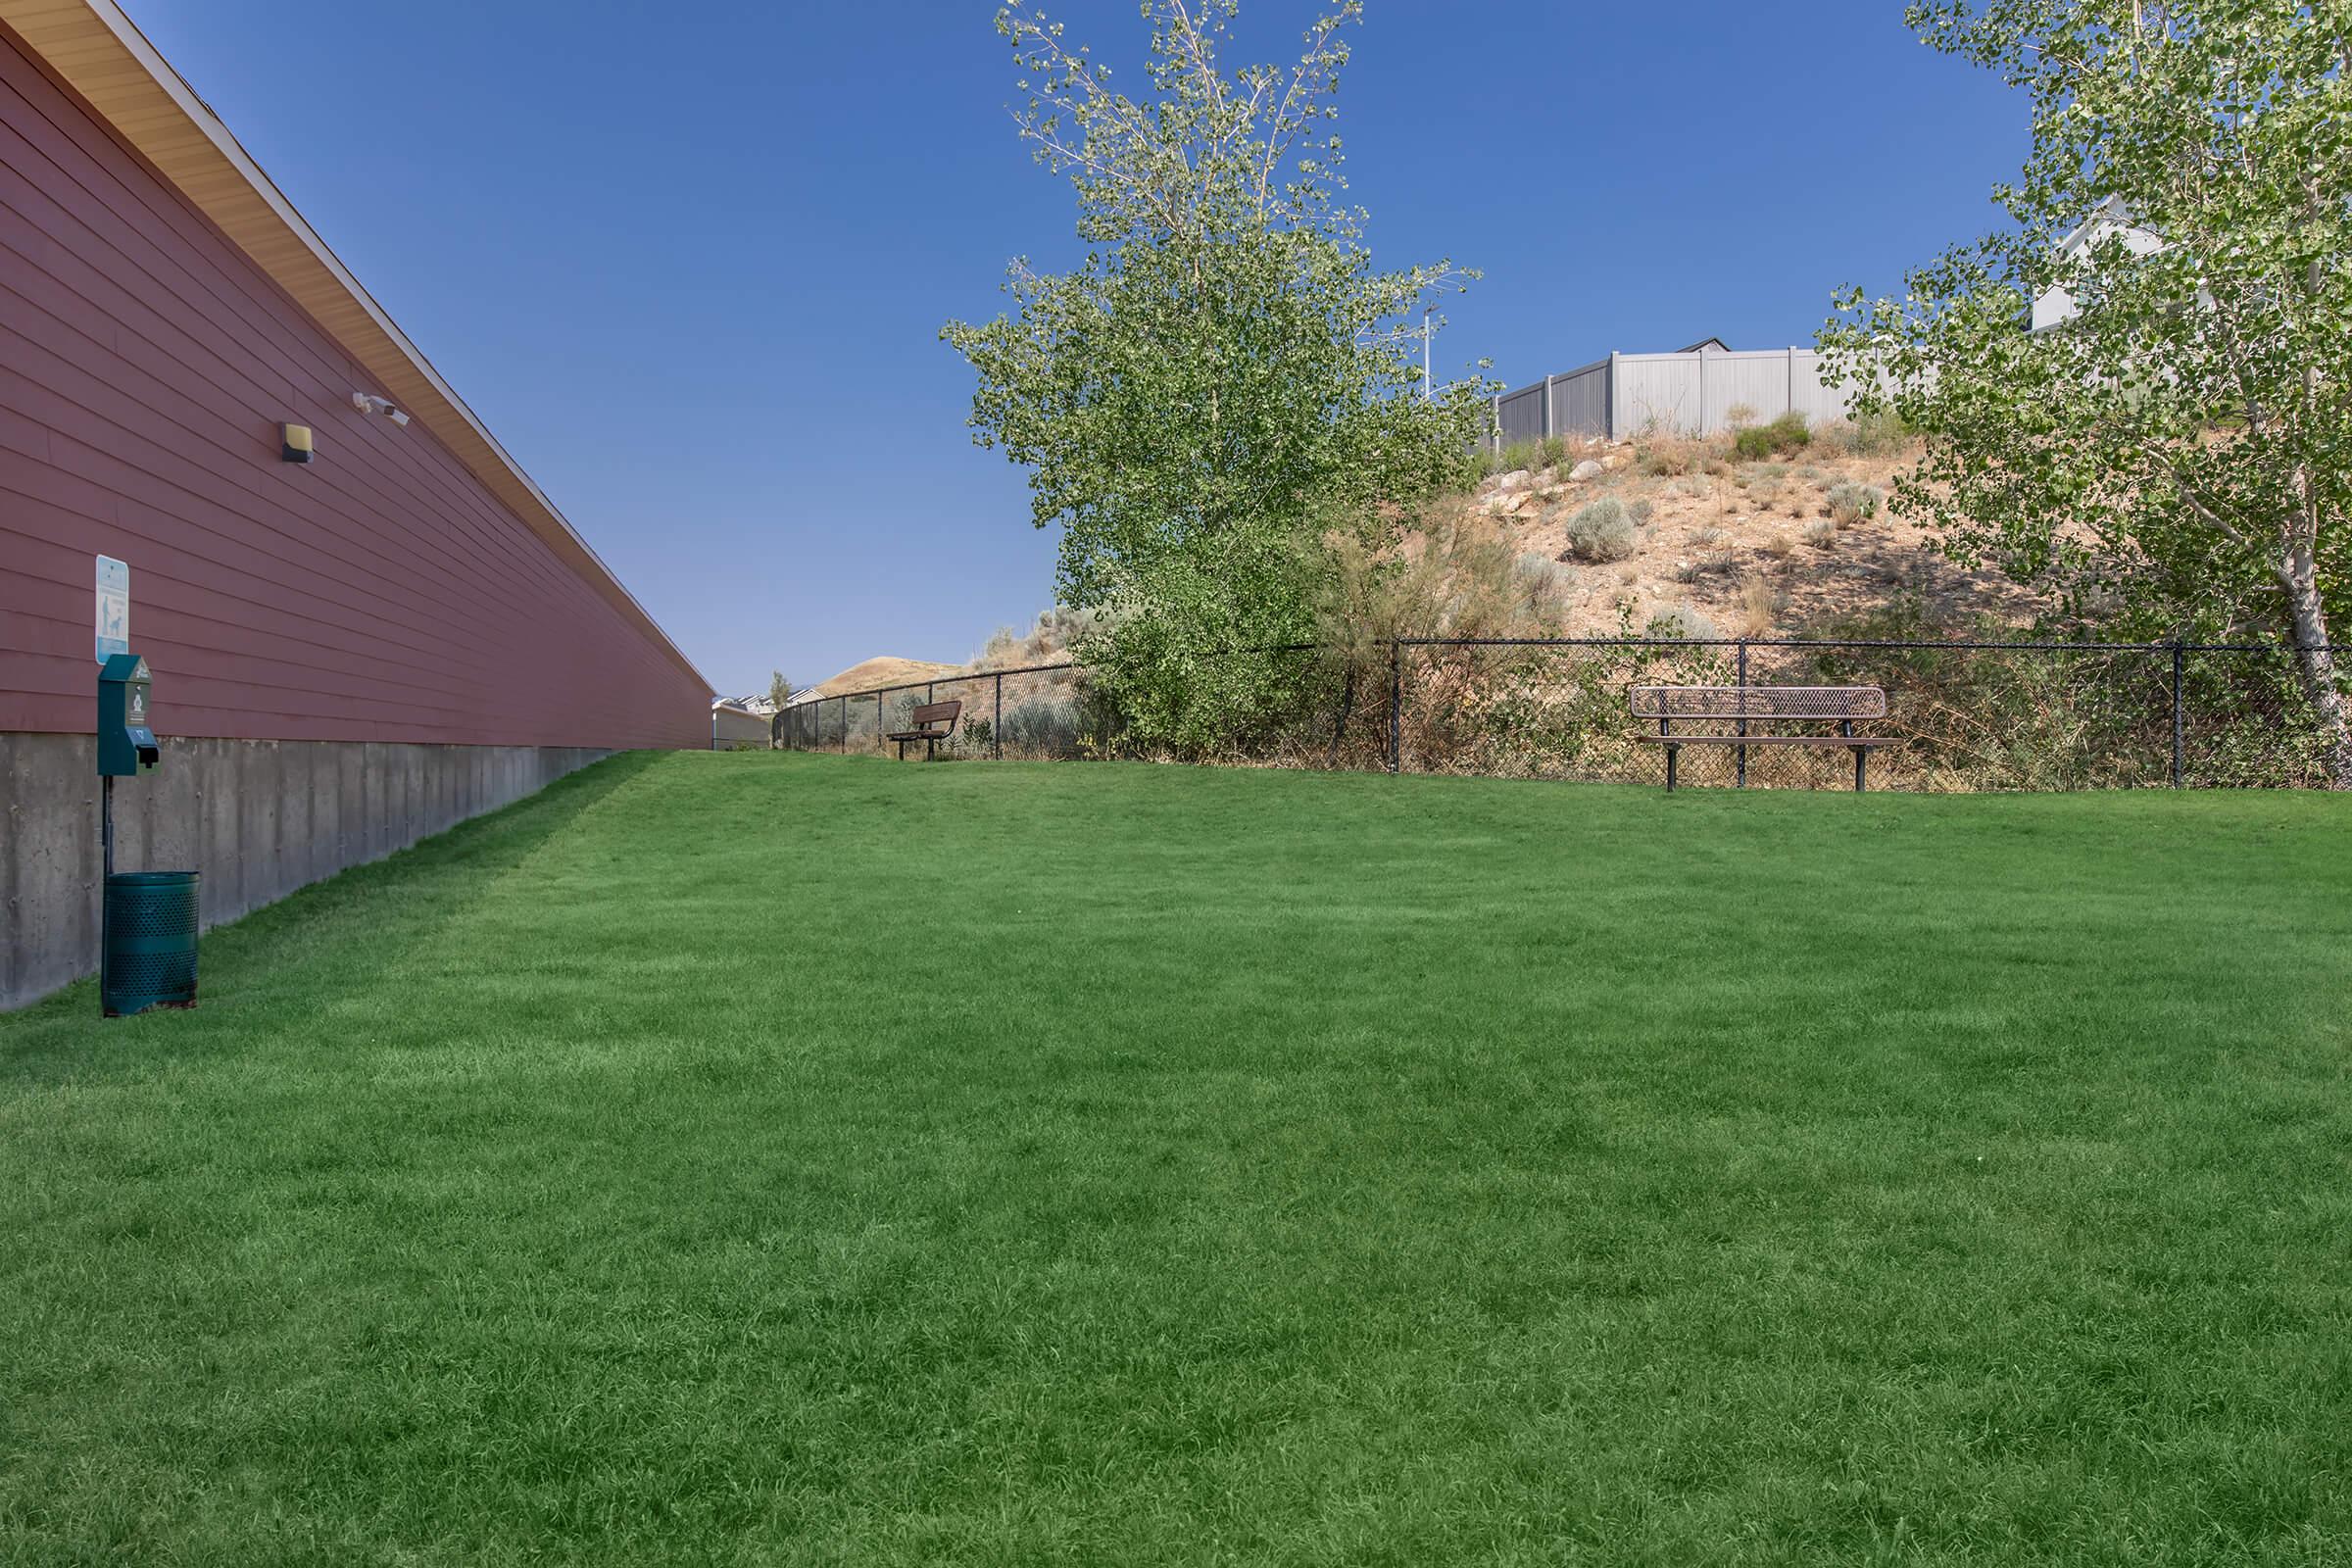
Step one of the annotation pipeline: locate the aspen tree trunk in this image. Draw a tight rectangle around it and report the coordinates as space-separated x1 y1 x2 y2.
2280 550 2352 790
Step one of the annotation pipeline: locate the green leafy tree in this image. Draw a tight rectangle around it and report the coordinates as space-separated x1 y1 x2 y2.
943 0 1488 751
766 670 795 710
1820 0 2352 786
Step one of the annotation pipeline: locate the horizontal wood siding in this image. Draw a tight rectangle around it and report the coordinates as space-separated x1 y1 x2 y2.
0 29 706 746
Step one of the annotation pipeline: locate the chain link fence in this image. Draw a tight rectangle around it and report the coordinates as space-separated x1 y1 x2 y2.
774 640 2343 792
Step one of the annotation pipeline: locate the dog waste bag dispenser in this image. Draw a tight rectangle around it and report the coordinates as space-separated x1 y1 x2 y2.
98 653 158 775
95 653 197 1016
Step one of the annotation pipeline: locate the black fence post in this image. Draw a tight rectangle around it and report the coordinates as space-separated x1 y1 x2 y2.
839 694 847 755
2171 642 2185 788
994 671 1004 760
1735 639 1748 789
1387 643 1402 774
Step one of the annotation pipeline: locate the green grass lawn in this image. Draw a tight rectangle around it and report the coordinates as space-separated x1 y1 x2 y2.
3 753 2348 1565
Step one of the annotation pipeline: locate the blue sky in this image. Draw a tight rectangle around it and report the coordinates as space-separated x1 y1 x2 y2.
130 1 2025 695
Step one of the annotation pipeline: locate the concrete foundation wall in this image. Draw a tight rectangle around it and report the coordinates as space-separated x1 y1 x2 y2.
0 735 610 1010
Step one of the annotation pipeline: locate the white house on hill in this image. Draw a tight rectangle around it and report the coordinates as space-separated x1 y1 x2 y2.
2029 198 2166 332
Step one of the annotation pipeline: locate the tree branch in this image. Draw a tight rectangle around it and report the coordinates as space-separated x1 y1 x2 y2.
2139 438 2255 555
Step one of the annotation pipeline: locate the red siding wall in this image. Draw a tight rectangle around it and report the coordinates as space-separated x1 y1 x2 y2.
0 32 707 748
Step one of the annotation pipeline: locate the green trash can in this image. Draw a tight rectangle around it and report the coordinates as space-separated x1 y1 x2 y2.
103 870 200 1016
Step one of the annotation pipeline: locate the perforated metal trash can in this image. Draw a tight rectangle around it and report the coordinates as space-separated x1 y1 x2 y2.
103 871 199 1016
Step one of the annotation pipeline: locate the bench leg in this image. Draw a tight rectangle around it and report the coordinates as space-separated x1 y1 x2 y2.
1853 747 1867 792
1665 744 1679 792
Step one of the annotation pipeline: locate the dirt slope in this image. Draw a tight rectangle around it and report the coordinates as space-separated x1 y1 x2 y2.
800 657 964 701
1478 436 2044 637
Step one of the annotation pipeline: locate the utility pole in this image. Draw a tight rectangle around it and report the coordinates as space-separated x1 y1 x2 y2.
1421 306 1435 400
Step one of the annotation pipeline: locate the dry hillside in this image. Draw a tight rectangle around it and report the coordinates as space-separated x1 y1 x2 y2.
808 427 2045 699
800 656 964 701
1474 430 2044 639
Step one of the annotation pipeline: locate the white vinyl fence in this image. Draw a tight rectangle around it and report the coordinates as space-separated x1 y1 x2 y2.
1492 345 1878 446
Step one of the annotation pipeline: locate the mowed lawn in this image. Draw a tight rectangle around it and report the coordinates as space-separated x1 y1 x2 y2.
2 754 2348 1565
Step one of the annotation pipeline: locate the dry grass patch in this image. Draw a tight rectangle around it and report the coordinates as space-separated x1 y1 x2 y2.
1735 574 1786 636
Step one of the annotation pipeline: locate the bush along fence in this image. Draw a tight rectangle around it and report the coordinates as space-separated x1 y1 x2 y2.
774 640 2345 792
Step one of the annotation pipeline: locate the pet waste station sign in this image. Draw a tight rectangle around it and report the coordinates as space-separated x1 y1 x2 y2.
94 555 129 662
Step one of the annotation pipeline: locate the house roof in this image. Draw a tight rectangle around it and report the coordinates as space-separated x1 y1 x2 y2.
0 0 710 694
1676 336 1732 355
2054 195 2136 259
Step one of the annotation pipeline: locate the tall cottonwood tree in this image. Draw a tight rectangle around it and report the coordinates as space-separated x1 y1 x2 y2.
943 0 1487 750
1820 0 2352 786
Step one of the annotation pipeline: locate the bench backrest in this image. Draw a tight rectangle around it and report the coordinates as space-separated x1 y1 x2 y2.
907 701 961 730
1628 685 1886 721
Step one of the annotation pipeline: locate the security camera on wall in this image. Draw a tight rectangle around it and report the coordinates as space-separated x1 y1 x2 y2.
351 391 411 427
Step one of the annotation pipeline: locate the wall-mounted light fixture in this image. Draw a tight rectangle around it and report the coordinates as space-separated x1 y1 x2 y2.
351 392 410 427
279 423 315 463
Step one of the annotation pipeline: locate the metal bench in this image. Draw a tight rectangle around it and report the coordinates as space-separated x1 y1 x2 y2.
886 700 961 760
1630 685 1897 792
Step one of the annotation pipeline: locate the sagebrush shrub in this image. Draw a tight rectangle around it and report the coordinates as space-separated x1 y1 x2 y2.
1648 605 1718 640
1562 497 1641 563
1828 481 1885 525
1516 552 1565 586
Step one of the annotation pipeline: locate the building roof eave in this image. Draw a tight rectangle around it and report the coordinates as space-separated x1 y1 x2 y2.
0 0 712 696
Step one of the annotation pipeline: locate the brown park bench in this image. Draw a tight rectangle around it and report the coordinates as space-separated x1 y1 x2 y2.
1630 685 1897 792
887 700 961 761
